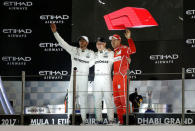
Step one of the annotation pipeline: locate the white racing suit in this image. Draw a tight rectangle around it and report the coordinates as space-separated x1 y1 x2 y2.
53 32 94 122
91 49 114 122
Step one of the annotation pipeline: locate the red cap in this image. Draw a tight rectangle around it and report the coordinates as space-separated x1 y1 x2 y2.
109 34 121 40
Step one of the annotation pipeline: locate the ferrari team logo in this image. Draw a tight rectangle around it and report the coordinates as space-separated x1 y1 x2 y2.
115 50 121 55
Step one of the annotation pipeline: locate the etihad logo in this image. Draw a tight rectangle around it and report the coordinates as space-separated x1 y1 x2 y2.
3 1 33 10
150 54 179 60
186 68 195 77
2 56 31 66
186 39 195 48
39 42 63 52
186 68 195 73
39 71 68 76
150 54 179 64
186 10 195 15
40 15 69 24
2 28 32 38
2 56 31 61
128 70 142 79
40 15 69 20
39 70 68 80
3 29 32 33
186 10 195 19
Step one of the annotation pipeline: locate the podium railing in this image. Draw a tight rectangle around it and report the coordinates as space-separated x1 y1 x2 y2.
0 68 194 125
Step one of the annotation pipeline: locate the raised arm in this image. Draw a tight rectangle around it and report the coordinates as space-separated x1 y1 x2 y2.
124 29 136 54
50 24 75 54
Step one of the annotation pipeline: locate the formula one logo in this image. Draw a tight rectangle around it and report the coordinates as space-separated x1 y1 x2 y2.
40 15 69 24
150 54 179 64
186 10 195 19
39 70 68 80
2 56 31 66
186 39 195 48
186 68 195 78
2 28 32 38
3 1 33 11
39 42 63 52
128 70 143 79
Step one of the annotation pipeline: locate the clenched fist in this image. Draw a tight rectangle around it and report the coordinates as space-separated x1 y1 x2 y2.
127 58 131 64
50 23 57 33
124 29 131 39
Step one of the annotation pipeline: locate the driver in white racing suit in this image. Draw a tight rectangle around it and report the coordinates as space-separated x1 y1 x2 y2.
90 37 114 124
50 24 94 124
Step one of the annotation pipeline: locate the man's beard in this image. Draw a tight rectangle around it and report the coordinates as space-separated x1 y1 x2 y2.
111 44 116 49
80 45 87 49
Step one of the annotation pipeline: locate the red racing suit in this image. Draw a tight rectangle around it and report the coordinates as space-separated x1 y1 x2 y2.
113 38 136 124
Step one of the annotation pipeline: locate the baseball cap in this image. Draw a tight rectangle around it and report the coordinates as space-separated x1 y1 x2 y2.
109 34 121 40
96 37 106 43
79 36 89 43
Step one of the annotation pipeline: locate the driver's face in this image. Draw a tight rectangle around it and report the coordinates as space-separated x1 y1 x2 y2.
79 39 88 49
111 38 121 49
96 41 106 51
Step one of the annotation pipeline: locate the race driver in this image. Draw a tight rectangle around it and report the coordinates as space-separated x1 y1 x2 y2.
109 29 136 124
90 37 114 124
50 24 94 124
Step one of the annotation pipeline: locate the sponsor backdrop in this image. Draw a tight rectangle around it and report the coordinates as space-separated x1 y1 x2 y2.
1 113 195 125
0 0 192 81
184 1 195 79
1 0 195 126
0 0 72 81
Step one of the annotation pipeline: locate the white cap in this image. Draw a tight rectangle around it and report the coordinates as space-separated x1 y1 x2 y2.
79 36 89 43
109 34 121 40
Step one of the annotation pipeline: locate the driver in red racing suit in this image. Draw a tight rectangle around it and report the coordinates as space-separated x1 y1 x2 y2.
109 29 136 124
